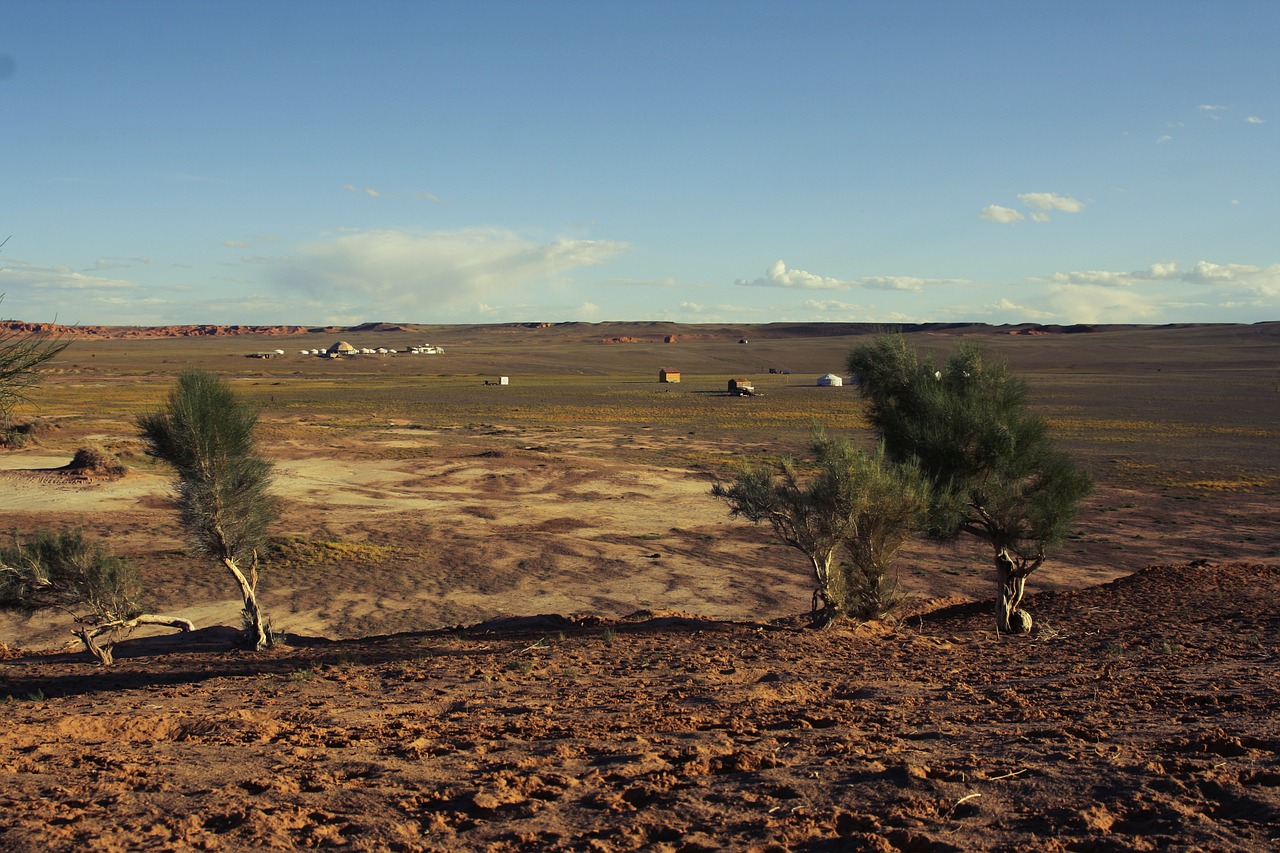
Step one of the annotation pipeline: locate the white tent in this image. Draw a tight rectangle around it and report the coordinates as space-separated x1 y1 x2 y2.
816 373 843 386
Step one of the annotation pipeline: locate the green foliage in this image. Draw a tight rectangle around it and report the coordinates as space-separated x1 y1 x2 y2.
847 337 1093 567
0 296 71 427
713 431 930 622
137 369 278 565
0 528 142 626
137 369 278 649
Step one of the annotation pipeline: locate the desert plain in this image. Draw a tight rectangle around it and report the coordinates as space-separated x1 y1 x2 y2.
0 320 1277 851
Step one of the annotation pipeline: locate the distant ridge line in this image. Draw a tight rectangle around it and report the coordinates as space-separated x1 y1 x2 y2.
1 319 1271 341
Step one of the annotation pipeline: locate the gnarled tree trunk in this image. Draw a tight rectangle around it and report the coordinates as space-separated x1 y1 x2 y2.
224 556 269 650
995 549 1033 634
809 552 842 629
76 613 197 666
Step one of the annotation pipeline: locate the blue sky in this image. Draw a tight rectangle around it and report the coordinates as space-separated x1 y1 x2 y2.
2 1 1277 326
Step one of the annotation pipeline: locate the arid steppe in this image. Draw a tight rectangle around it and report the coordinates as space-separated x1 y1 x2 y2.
1 321 1277 851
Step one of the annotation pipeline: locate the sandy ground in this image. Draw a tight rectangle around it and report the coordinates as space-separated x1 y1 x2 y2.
1 561 1276 851
1 322 1277 850
3 408 1276 652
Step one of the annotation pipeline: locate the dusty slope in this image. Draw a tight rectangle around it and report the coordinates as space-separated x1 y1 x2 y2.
2 561 1276 852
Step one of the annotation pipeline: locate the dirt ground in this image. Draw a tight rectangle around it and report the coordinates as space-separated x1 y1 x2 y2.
0 321 1277 850
1 562 1276 851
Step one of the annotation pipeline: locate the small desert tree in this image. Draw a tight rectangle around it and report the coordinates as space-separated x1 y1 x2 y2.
138 369 278 650
0 528 193 665
847 336 1093 633
712 432 930 626
0 294 70 438
827 440 932 621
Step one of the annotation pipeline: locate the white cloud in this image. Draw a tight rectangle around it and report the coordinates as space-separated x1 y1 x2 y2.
984 298 1056 321
1157 134 1173 144
736 262 965 292
859 275 966 292
1018 192 1085 214
1041 260 1278 294
0 259 138 293
223 234 278 250
980 204 1023 224
1199 104 1228 119
610 276 682 287
1245 115 1265 124
736 260 854 290
1182 261 1280 295
801 299 866 312
89 256 155 271
271 228 628 318
985 192 1085 223
0 259 146 322
1043 283 1167 324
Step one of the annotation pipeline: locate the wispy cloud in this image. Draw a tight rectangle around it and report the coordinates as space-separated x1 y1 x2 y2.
1199 104 1229 119
801 298 867 312
1245 115 1265 124
223 234 279 249
736 261 965 292
1018 192 1085 214
610 276 683 288
1039 260 1278 292
0 258 146 322
1042 284 1167 323
1034 260 1280 322
980 204 1023 224
982 192 1085 224
88 256 155 272
0 259 139 293
270 228 629 320
344 183 446 203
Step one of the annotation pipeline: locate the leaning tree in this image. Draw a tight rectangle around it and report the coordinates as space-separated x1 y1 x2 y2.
847 336 1093 633
138 369 278 650
712 431 931 626
0 528 193 665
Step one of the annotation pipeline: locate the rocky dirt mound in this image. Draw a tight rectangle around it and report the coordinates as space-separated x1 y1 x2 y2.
0 561 1276 851
56 446 127 480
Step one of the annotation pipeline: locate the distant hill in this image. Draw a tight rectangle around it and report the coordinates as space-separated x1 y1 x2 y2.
2 318 1274 341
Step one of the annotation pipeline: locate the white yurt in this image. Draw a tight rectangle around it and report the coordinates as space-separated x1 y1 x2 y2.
816 373 843 387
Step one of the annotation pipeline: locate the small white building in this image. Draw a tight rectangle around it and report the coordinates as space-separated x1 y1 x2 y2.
816 373 844 387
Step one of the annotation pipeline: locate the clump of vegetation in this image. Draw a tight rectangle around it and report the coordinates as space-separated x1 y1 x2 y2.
713 431 930 626
65 445 127 478
0 420 47 449
847 336 1093 633
0 528 192 665
138 369 279 650
0 293 70 437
